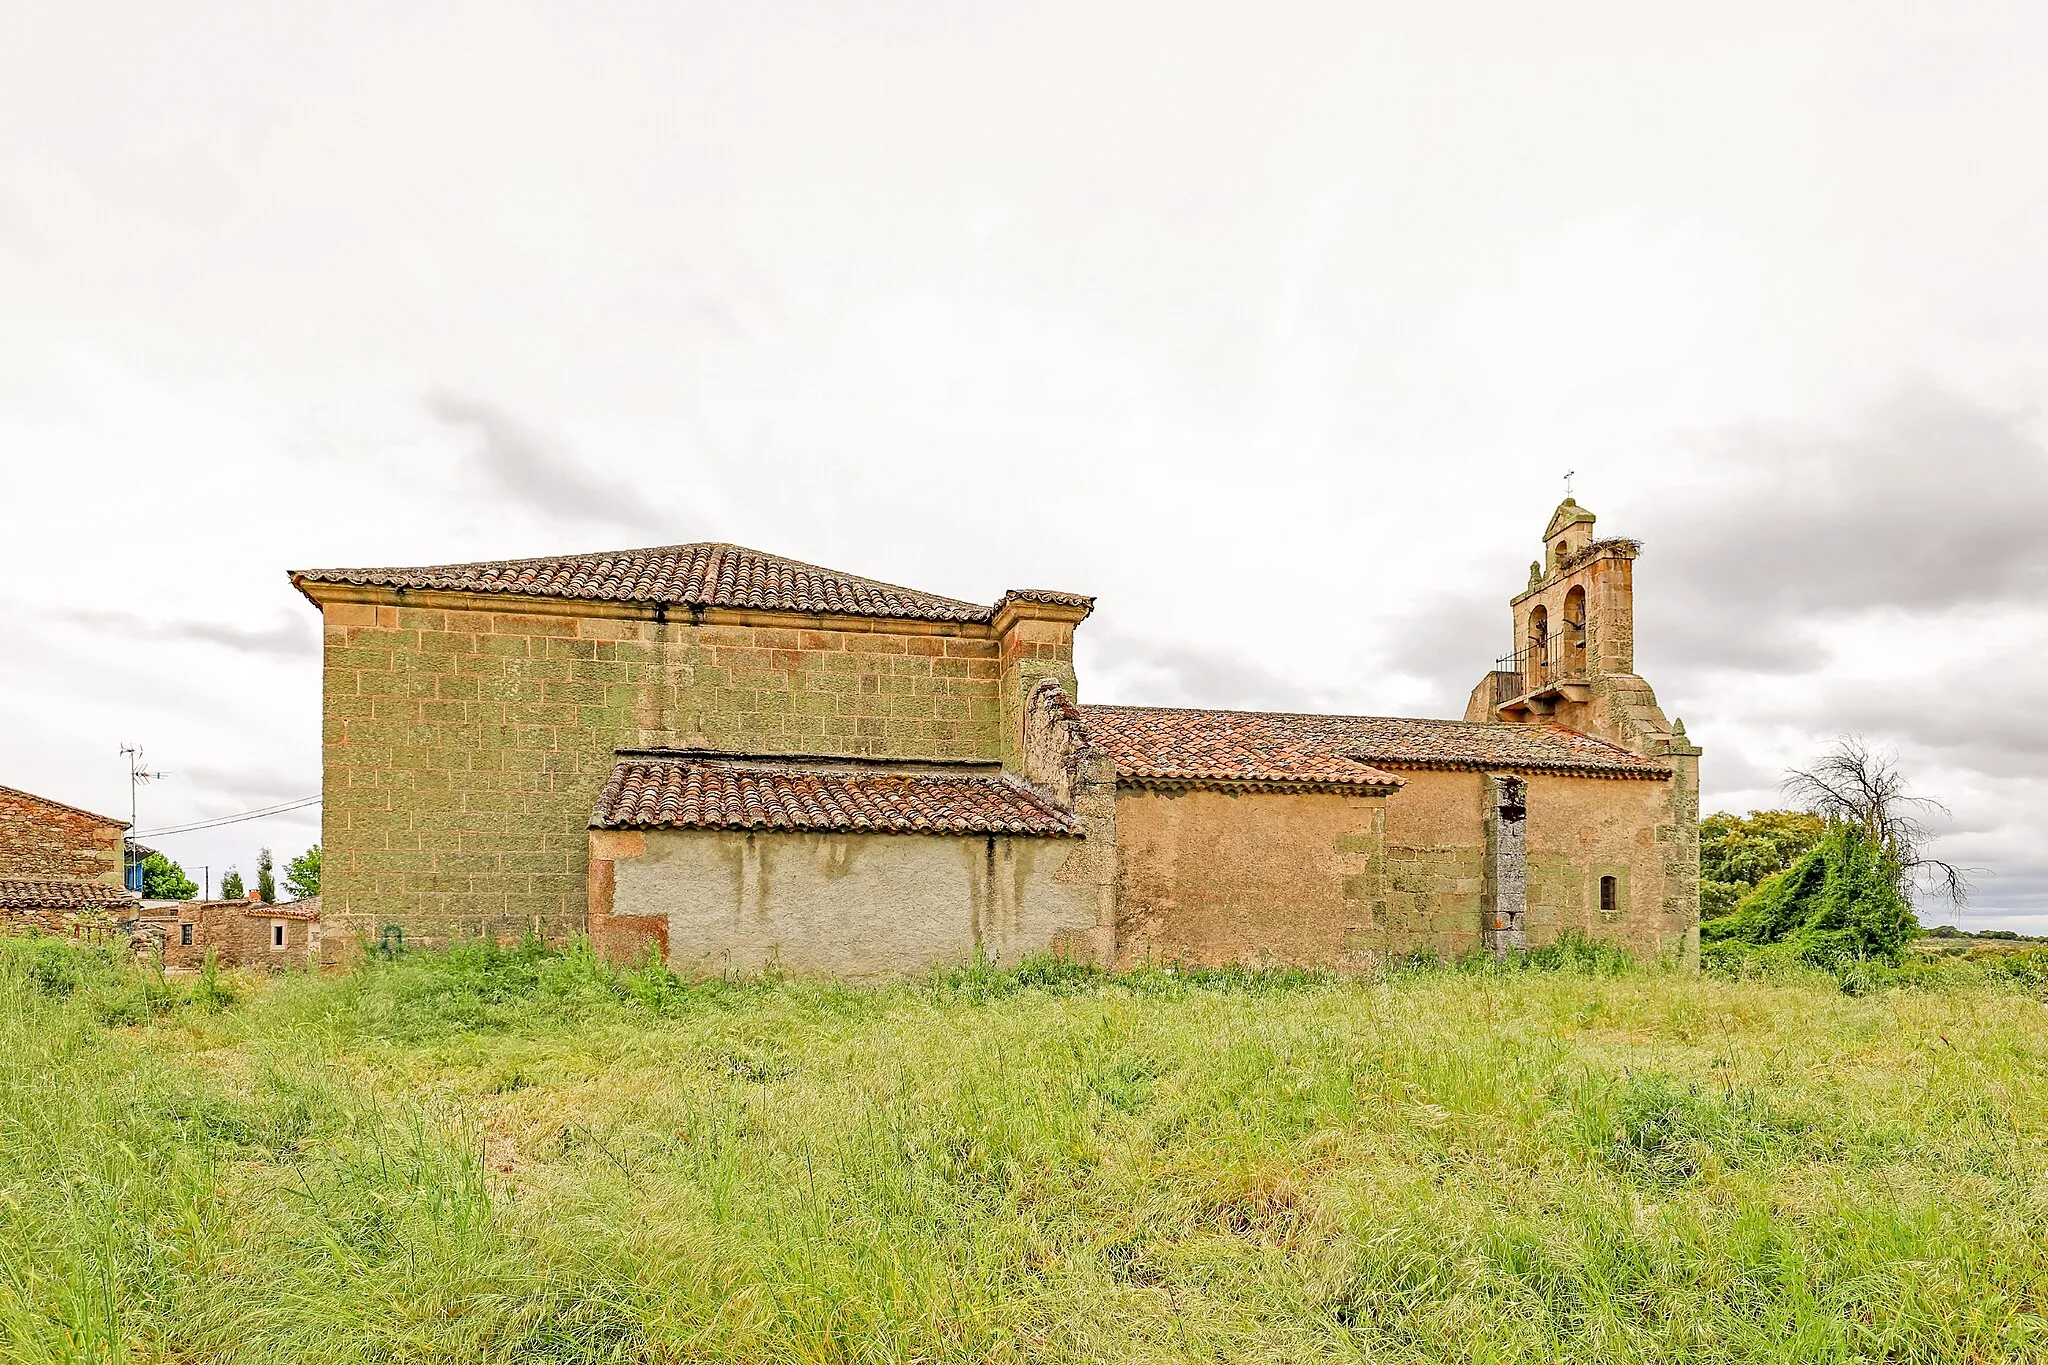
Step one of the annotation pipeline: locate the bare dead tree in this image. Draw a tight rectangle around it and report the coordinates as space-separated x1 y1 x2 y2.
1780 735 1968 907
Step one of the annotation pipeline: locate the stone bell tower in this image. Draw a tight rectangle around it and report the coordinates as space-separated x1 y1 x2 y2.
1463 498 1691 761
1464 498 1705 963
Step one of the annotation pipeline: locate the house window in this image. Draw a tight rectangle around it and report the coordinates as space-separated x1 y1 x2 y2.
1599 876 1619 915
271 921 286 949
180 923 193 947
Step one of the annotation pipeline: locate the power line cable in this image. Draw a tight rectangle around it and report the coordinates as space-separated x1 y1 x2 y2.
134 795 320 839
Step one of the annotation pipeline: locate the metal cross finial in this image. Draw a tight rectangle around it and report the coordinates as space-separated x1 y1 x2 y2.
1564 469 1576 497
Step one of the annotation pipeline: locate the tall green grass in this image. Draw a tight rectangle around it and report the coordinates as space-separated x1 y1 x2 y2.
1 932 2043 1362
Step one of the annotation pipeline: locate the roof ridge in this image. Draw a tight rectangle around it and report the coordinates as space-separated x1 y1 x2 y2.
289 540 1017 623
1080 704 1671 779
1080 701 1578 733
296 541 987 608
0 783 129 828
685 543 988 611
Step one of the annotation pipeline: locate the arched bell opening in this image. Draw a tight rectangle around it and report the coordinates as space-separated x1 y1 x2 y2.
1561 585 1587 677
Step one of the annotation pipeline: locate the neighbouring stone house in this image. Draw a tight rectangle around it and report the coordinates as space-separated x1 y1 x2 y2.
0 782 138 940
291 499 1700 974
136 894 321 971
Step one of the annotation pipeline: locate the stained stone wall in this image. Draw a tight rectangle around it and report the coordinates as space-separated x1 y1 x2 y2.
0 786 126 888
1109 786 1390 968
1483 773 1529 956
314 597 1011 960
591 827 1098 979
1105 764 1682 970
1380 768 1691 963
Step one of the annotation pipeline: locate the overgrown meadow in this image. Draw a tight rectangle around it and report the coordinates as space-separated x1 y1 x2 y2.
3 934 2045 1364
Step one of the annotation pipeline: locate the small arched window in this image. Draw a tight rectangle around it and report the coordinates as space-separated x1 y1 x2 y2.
1599 875 1618 916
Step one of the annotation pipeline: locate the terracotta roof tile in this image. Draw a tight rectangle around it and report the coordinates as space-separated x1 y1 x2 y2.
0 880 140 911
1080 705 1671 782
292 543 1093 626
1076 707 1404 790
0 783 129 829
244 897 321 921
993 589 1096 615
592 756 1080 837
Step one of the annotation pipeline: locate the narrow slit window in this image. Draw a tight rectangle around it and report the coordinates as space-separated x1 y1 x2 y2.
1599 875 1618 915
180 923 193 947
271 921 286 949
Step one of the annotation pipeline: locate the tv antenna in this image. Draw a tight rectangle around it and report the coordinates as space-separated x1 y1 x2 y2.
118 744 169 829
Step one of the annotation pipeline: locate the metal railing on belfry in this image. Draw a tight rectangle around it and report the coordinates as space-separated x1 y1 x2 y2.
1493 626 1586 700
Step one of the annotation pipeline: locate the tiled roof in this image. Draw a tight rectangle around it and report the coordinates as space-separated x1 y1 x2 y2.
0 880 140 911
0 783 129 829
292 542 1092 626
1076 708 1404 791
592 755 1080 836
1080 706 1672 782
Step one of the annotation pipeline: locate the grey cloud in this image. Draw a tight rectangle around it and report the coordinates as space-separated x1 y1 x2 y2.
1645 389 2048 654
1784 687 2048 780
178 765 318 807
1085 627 1343 713
425 391 674 538
1697 747 1780 799
1372 596 1499 709
72 610 315 659
1376 389 2048 700
1944 856 2048 924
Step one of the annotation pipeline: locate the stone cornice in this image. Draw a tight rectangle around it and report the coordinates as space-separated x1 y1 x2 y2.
1116 775 1402 796
991 592 1095 636
1509 540 1641 607
1364 757 1673 781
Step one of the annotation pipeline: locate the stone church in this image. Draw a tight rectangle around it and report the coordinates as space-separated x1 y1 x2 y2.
291 499 1700 973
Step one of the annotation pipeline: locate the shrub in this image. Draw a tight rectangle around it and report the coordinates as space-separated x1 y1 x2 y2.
1702 823 1917 966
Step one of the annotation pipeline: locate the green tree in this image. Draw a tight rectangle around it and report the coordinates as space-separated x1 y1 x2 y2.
1703 823 1916 965
137 852 197 900
1699 810 1825 918
1700 738 1957 966
283 844 321 901
219 868 244 899
255 848 276 904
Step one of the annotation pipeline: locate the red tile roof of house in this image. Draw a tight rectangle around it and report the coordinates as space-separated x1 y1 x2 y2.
291 542 1092 626
0 783 129 829
247 897 321 921
592 755 1080 836
1079 705 1672 782
0 880 140 911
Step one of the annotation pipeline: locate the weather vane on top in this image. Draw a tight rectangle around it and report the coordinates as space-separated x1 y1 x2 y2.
1564 469 1576 497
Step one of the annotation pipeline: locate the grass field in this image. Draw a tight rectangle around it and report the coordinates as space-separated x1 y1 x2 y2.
2 935 2045 1364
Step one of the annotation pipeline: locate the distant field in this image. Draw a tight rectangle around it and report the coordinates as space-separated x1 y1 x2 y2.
2 936 2045 1364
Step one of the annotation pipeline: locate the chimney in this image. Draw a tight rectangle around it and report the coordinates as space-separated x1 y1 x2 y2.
247 890 261 901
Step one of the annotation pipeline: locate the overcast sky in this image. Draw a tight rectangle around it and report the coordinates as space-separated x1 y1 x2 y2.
4 1 2044 926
